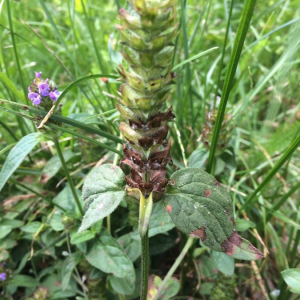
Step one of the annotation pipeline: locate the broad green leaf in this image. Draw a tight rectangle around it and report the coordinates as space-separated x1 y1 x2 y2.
211 251 235 276
0 225 12 239
61 252 82 290
281 268 300 294
21 221 43 233
9 275 39 287
53 184 80 212
0 133 42 192
70 230 95 245
41 149 79 183
165 168 263 260
79 164 126 232
49 213 65 231
85 228 135 288
118 232 141 262
109 275 135 295
147 275 180 300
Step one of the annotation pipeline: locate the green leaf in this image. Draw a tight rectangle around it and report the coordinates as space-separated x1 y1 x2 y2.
9 275 39 287
281 268 300 294
61 252 82 290
79 164 126 232
0 225 13 239
109 275 135 295
70 230 95 245
165 168 263 260
85 228 135 288
235 219 256 232
118 232 141 262
211 251 235 276
52 184 79 213
21 221 43 233
0 133 42 192
147 275 180 300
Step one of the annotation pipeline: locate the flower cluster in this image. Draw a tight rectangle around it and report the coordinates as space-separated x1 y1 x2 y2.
28 72 61 106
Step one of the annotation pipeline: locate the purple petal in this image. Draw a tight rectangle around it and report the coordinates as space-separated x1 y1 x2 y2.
49 91 58 101
39 83 50 97
35 71 42 78
28 92 39 101
32 95 42 105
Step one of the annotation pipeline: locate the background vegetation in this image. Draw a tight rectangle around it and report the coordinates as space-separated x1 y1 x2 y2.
0 0 299 299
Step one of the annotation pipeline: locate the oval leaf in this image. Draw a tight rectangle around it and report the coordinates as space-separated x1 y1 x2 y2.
79 164 126 232
85 228 135 288
281 268 300 294
0 133 42 192
165 168 263 260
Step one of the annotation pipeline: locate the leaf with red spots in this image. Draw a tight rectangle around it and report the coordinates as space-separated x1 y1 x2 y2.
165 168 263 260
79 164 126 232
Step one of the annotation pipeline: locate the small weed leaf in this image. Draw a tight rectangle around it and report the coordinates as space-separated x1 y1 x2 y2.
165 168 263 260
147 275 180 300
0 132 42 192
281 268 300 294
85 228 135 288
79 164 126 232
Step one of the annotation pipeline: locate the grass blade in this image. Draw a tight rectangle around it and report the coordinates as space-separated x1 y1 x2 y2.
238 133 300 213
206 0 257 173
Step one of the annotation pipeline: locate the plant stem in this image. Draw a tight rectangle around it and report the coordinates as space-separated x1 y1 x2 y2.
54 138 84 215
153 237 194 300
140 229 149 300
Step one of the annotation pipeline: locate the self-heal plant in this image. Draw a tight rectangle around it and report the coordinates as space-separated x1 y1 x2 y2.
79 0 263 299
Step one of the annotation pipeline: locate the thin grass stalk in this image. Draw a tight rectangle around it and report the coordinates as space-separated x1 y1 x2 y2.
180 0 194 127
214 0 235 107
53 138 84 216
238 133 300 213
6 0 28 104
153 237 194 300
206 0 257 173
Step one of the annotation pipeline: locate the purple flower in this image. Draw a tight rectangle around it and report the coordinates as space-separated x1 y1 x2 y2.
49 89 60 102
38 83 50 97
28 92 42 105
35 71 42 78
0 273 6 281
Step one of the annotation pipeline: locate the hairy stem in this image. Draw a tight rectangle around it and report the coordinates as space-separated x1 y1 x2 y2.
54 138 84 215
140 230 149 300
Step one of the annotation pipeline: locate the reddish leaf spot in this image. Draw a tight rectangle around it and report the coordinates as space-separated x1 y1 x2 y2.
97 202 104 210
167 205 172 213
190 226 207 242
169 179 176 186
54 281 61 287
100 77 108 83
214 179 221 186
204 189 211 197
